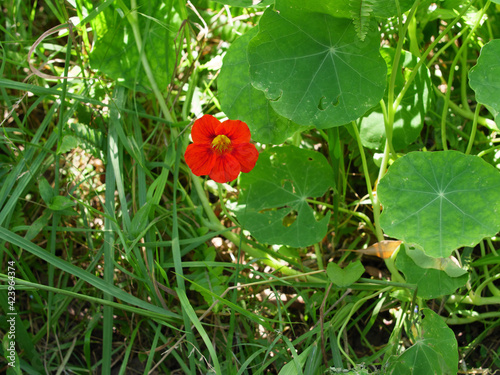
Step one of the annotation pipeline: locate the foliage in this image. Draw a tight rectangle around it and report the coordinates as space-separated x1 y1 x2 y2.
1 0 500 374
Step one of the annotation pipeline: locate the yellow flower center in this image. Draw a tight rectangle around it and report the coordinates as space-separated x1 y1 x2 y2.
212 134 232 153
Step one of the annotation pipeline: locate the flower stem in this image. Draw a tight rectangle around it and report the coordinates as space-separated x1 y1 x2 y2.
465 104 481 155
350 122 384 242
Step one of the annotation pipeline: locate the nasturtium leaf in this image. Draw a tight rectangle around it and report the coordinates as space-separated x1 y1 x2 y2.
469 40 500 128
236 146 333 248
387 309 458 375
247 7 387 128
326 260 365 287
275 0 414 19
378 151 500 258
212 0 273 7
89 0 181 91
218 28 304 144
396 245 468 298
358 48 433 150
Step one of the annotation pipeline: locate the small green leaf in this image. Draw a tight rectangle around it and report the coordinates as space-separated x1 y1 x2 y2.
396 245 468 298
48 196 76 212
378 151 500 258
58 135 81 155
39 178 54 205
387 308 458 375
248 7 387 128
326 260 365 287
469 39 500 129
25 210 52 241
218 28 304 144
236 146 333 248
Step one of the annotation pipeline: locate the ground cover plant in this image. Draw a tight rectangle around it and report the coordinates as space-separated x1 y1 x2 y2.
1 0 500 373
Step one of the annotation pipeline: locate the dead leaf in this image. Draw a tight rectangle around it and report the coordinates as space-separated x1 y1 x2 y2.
341 240 402 259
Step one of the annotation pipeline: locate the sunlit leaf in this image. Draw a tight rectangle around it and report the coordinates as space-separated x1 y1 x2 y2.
378 151 500 258
236 146 333 248
218 28 304 144
396 245 468 298
247 7 387 128
405 246 467 278
469 39 500 128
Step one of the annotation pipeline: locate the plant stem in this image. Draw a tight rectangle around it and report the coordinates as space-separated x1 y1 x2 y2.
314 243 324 271
217 183 240 227
395 2 472 110
433 86 498 130
307 198 376 234
441 1 490 150
350 122 384 242
465 104 481 155
385 0 420 160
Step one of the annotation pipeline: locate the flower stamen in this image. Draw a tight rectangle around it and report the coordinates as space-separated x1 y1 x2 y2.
212 134 232 154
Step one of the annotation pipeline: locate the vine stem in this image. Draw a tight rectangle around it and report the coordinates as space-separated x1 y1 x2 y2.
351 123 406 283
465 104 481 155
385 0 420 160
440 1 490 150
394 1 472 111
350 122 384 242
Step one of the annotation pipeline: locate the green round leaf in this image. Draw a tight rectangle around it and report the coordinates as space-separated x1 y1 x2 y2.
396 246 468 299
387 309 458 375
326 260 365 287
247 7 387 128
236 146 333 247
218 28 305 144
358 48 433 150
378 151 500 258
469 39 500 126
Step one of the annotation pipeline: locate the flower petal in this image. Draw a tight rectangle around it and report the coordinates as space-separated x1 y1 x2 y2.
191 115 219 144
216 120 251 144
185 144 216 176
231 143 259 173
209 153 241 183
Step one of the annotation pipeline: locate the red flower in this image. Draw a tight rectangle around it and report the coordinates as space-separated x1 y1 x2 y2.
185 115 259 183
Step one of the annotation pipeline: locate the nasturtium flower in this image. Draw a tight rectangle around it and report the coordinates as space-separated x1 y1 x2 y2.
185 115 259 183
